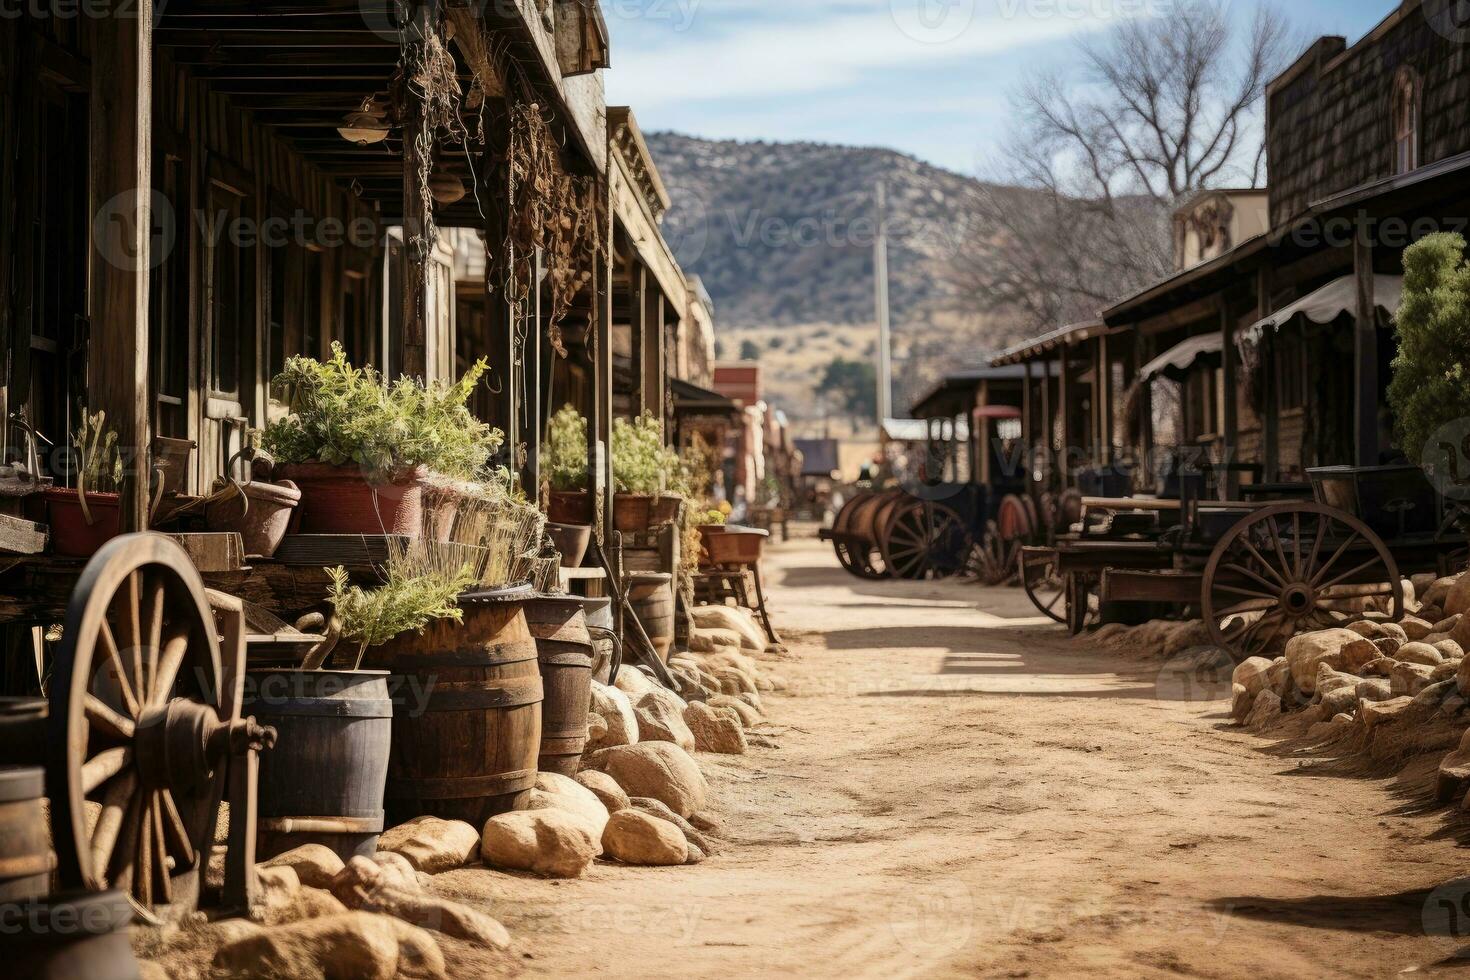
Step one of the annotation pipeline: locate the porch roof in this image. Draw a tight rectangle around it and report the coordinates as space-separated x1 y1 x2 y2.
153 1 603 228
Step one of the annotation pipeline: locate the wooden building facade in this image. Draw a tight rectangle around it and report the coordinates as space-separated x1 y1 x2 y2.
0 1 704 545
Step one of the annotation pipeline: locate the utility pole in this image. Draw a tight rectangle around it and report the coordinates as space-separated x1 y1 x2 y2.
874 180 893 427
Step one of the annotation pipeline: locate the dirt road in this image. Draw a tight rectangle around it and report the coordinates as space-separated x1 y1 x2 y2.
463 532 1470 978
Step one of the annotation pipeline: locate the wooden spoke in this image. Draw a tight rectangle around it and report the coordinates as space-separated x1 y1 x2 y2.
158 789 197 870
98 619 141 719
1219 562 1285 598
104 794 142 894
136 795 153 908
1291 511 1302 578
85 694 137 741
152 795 173 904
144 574 166 694
90 771 137 877
1265 520 1292 583
82 746 133 795
1238 537 1290 588
1319 556 1394 594
1309 532 1362 589
151 626 191 710
120 570 145 694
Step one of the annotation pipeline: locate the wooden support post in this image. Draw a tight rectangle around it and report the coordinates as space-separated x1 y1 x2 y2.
1138 338 1155 491
629 264 646 414
1038 356 1052 488
977 380 991 487
1096 334 1110 467
1258 267 1278 482
1354 237 1380 467
1058 345 1074 489
592 212 616 546
1022 361 1033 450
90 4 153 532
642 281 664 424
481 102 517 459
522 248 543 495
1220 298 1239 497
399 3 434 382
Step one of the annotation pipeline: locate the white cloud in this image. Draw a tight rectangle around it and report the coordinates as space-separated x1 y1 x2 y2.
603 0 1133 109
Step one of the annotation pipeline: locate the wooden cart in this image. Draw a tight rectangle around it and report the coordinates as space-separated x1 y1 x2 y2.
0 533 277 922
1039 465 1469 661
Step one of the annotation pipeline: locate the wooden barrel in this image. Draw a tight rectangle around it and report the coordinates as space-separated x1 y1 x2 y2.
0 767 54 902
7 890 140 980
371 592 543 826
244 670 394 862
0 698 47 768
525 596 595 778
628 572 675 663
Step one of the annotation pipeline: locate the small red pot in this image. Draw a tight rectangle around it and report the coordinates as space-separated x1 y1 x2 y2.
274 462 427 537
44 487 122 558
547 490 593 526
702 525 768 567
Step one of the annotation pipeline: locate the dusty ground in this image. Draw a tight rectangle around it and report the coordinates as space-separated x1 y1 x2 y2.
440 529 1470 979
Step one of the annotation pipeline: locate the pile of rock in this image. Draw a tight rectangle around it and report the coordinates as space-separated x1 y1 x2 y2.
134 604 788 975
1228 572 1470 793
478 603 784 877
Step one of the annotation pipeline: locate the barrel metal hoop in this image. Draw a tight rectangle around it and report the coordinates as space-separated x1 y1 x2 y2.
410 676 544 711
245 699 396 719
387 768 537 800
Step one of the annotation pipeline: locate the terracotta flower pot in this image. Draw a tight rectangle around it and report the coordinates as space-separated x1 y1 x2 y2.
704 525 768 567
547 490 593 526
546 522 592 568
205 480 301 558
654 493 684 526
44 487 122 558
274 462 427 537
613 494 656 534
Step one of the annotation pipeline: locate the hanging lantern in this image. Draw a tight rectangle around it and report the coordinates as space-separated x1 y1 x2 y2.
338 97 389 146
429 170 466 205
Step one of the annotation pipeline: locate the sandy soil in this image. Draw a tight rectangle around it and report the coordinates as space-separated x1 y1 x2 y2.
427 530 1470 979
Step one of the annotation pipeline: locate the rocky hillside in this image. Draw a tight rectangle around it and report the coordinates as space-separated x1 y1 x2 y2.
645 133 1034 417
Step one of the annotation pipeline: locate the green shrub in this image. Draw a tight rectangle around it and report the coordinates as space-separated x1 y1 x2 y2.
1389 233 1470 463
262 343 503 480
543 405 589 491
612 413 681 494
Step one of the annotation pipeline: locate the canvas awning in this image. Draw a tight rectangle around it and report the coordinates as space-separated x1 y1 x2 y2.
1140 333 1225 381
1244 275 1403 340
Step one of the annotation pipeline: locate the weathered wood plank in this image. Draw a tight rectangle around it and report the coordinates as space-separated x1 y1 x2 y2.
88 5 154 531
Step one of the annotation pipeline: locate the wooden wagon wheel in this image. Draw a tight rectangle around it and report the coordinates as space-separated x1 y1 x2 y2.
1202 503 1404 662
882 500 973 580
46 534 273 919
828 498 867 579
970 520 1016 586
1065 572 1098 635
997 494 1034 543
1019 547 1066 623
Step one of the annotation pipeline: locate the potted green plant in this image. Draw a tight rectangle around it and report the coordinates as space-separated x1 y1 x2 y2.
543 404 593 525
261 344 504 537
44 411 124 557
612 413 684 533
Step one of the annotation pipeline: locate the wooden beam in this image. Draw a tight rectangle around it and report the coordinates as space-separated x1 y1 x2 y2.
398 4 434 381
642 276 664 424
89 4 154 531
1354 238 1380 466
629 262 646 413
593 203 616 547
1258 267 1278 482
446 6 507 99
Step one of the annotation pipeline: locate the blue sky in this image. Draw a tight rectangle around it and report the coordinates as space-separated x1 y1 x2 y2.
603 0 1399 174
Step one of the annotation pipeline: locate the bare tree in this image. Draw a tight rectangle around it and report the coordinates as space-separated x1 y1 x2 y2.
950 2 1295 333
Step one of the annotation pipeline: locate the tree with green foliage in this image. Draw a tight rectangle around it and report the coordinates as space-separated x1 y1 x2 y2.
739 339 761 362
1389 233 1470 466
821 358 878 425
